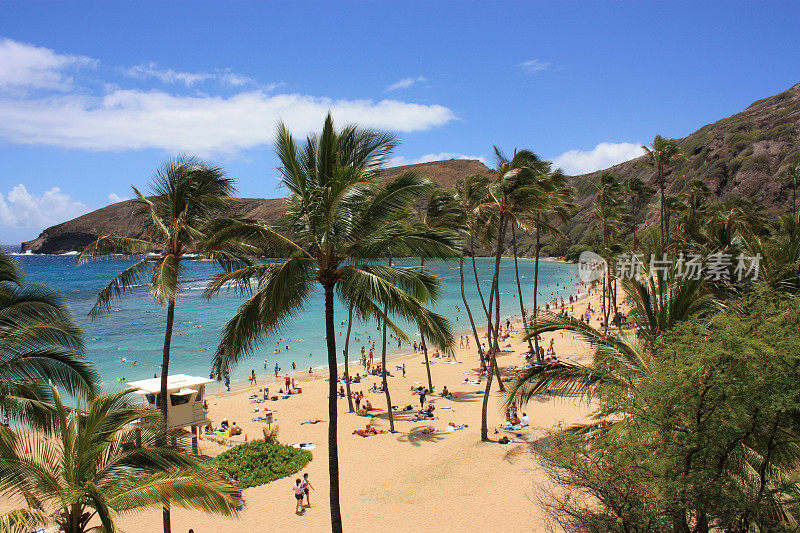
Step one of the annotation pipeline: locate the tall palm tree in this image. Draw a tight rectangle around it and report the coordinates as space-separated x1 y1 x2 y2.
642 135 683 248
593 172 624 326
416 188 463 391
0 253 98 424
529 169 574 359
454 175 492 367
622 175 655 251
77 156 236 533
779 161 799 215
0 385 242 533
476 147 551 440
204 114 454 533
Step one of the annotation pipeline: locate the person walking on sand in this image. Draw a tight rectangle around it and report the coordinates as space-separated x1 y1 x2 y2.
402 363 406 378
293 478 305 513
224 371 231 391
302 472 314 506
419 387 427 407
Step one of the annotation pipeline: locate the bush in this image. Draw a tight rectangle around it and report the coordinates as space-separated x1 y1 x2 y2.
564 244 594 263
212 441 312 489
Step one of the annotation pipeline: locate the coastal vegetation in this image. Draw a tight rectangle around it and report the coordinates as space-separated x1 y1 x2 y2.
0 385 242 533
212 441 312 489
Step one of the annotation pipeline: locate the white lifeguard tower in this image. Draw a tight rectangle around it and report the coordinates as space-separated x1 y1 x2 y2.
127 374 212 431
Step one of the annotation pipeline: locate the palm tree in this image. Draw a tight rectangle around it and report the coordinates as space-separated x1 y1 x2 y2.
476 147 551 440
642 135 683 247
0 385 242 533
622 176 655 251
454 175 492 367
204 114 454 533
593 172 624 327
779 161 799 215
529 169 574 358
416 188 463 391
0 253 98 424
77 156 236 533
507 270 717 435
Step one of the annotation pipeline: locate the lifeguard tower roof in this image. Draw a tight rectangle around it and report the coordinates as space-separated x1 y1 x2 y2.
127 374 213 395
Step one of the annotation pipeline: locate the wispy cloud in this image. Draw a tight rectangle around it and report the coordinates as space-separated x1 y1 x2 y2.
386 76 427 91
0 184 88 229
0 38 96 91
517 58 551 74
551 142 645 175
388 152 487 167
124 62 256 88
0 39 455 156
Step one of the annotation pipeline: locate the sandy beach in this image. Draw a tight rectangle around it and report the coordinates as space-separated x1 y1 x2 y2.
111 289 609 532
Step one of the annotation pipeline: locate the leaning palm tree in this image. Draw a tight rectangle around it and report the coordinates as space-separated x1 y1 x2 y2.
77 156 236 533
204 114 454 533
0 253 98 425
0 385 242 533
642 135 683 247
593 172 624 327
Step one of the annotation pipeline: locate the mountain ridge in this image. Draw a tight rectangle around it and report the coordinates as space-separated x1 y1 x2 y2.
18 83 800 255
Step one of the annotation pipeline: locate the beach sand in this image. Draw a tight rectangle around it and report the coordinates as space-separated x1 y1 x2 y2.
110 289 615 533
0 290 611 532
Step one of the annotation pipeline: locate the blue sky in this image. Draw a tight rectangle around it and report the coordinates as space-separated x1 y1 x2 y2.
0 0 798 244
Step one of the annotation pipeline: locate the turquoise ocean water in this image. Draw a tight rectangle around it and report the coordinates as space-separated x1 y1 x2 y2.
8 252 580 392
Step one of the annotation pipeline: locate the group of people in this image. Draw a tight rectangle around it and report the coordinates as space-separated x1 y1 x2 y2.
204 418 242 436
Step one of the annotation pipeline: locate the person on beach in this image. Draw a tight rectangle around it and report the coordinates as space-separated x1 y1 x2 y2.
224 372 231 391
355 392 362 411
302 473 314 506
293 479 305 512
402 363 406 378
250 370 257 385
419 388 427 407
274 363 280 378
285 375 291 390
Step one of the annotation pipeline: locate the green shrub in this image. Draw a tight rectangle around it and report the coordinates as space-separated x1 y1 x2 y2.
741 154 771 173
211 441 312 489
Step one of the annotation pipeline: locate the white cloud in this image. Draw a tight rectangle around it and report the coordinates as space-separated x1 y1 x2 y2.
389 152 488 167
518 58 551 74
124 62 256 88
107 193 129 204
0 184 88 229
551 142 645 175
386 76 427 91
0 38 96 91
0 89 455 155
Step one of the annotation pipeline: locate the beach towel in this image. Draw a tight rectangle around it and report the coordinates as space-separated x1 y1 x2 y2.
290 443 316 449
301 419 325 425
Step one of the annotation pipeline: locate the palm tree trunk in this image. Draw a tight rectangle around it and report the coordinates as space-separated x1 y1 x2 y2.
459 257 485 364
659 164 667 249
381 258 395 432
342 304 355 413
511 223 534 355
419 257 434 392
533 221 541 362
484 272 504 391
160 297 175 533
481 216 507 440
323 282 343 533
470 235 489 319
